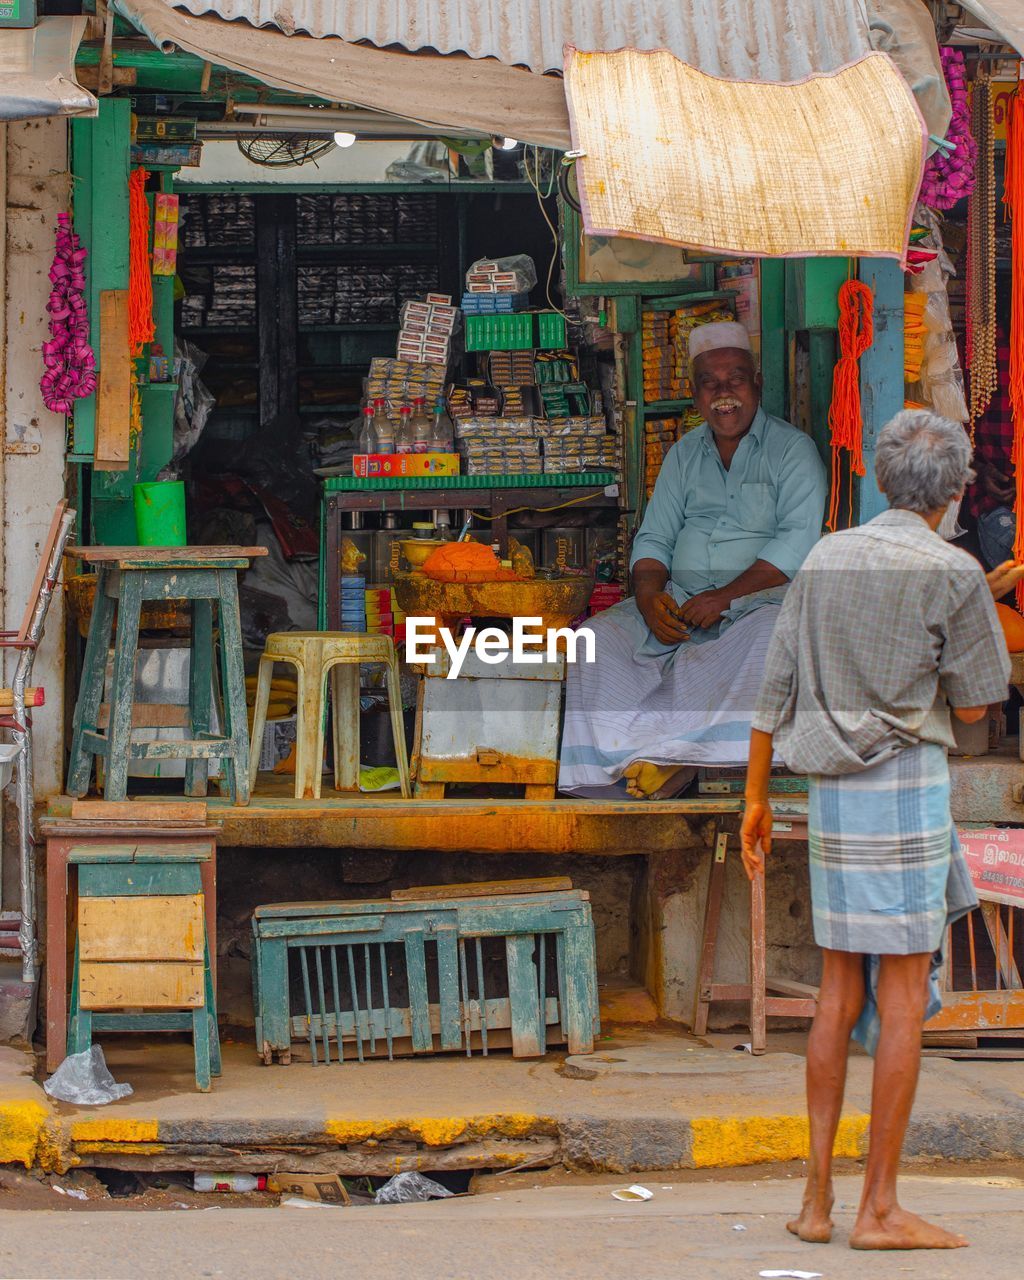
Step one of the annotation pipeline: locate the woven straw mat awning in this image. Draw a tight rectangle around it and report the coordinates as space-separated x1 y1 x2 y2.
564 48 928 261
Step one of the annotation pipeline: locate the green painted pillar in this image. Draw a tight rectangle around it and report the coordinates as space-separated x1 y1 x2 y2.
857 258 904 523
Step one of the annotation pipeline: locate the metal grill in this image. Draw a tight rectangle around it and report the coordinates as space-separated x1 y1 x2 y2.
288 932 565 1064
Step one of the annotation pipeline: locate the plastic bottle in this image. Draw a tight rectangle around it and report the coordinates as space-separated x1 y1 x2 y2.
409 397 432 453
194 1173 268 1193
372 398 394 453
358 405 375 454
395 404 414 454
429 401 455 452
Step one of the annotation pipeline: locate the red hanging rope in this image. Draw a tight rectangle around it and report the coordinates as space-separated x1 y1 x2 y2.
826 278 874 532
128 167 155 357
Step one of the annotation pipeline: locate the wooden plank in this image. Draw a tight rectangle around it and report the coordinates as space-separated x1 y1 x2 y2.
77 863 203 897
79 961 204 1008
70 799 208 823
95 290 132 471
67 545 269 562
96 703 191 730
505 935 543 1057
79 895 204 962
391 877 574 902
18 499 69 640
0 688 44 709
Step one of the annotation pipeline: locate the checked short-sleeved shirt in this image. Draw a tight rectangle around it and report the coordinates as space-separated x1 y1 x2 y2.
752 508 1011 776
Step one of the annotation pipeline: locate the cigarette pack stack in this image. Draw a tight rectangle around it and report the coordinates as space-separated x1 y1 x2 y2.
465 255 537 295
396 294 458 365
488 351 536 386
542 434 618 474
460 292 529 314
366 358 447 417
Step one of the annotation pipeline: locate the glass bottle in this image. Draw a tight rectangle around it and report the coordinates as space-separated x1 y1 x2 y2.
395 405 414 454
409 397 432 453
358 405 375 454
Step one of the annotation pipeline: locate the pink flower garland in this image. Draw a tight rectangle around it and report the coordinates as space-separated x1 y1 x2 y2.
919 48 977 211
40 212 97 415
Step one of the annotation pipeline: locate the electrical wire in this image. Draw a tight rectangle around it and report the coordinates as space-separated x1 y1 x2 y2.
524 146 565 317
464 487 613 522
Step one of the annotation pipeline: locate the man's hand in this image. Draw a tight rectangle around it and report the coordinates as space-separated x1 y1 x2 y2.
986 560 1024 600
978 462 1015 507
637 590 690 645
740 800 773 880
678 588 731 630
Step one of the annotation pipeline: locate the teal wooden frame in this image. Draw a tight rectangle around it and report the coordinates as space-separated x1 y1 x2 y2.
68 849 220 1092
563 204 719 298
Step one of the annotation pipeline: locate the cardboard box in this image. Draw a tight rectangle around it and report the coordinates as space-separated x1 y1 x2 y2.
353 453 460 478
268 1173 351 1205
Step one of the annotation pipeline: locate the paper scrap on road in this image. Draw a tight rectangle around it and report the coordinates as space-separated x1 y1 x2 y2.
759 1271 823 1279
611 1185 653 1202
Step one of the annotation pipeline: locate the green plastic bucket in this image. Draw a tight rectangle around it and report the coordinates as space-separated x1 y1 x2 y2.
133 480 187 546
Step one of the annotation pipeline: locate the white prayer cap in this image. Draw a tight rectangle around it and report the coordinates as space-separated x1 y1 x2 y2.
688 320 752 363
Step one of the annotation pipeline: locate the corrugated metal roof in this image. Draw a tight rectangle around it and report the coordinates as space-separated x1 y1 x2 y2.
0 16 96 121
168 0 876 77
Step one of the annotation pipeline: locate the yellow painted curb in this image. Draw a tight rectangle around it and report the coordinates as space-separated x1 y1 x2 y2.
691 1113 869 1168
70 1118 160 1144
326 1113 552 1147
0 1099 50 1168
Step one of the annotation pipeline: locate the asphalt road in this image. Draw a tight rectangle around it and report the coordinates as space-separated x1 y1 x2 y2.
2 1171 1024 1280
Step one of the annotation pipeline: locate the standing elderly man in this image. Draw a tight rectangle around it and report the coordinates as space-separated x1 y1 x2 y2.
559 320 827 798
743 410 1018 1251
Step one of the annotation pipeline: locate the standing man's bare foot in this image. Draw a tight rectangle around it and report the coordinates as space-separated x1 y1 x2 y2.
850 1206 968 1250
786 1192 834 1244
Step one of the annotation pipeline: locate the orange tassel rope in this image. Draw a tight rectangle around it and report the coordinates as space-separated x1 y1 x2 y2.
1007 83 1024 607
826 278 874 532
128 167 155 356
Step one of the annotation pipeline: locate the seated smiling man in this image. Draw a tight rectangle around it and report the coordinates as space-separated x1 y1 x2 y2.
559 321 828 798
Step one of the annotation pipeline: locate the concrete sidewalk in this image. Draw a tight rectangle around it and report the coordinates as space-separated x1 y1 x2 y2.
2 1030 1024 1176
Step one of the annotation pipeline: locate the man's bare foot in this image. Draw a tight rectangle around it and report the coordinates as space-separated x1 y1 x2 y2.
786 1203 833 1244
850 1206 968 1251
786 1183 834 1244
623 762 695 799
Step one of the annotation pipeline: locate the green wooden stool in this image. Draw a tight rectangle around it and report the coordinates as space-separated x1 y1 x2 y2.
66 546 267 805
67 845 221 1092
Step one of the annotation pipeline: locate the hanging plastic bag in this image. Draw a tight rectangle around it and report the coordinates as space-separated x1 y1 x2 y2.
44 1046 133 1106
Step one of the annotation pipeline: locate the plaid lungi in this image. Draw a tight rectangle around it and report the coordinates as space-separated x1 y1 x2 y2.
807 741 978 1054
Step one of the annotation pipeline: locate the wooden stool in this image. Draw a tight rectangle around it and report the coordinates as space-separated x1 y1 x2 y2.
693 829 817 1054
65 546 267 805
67 844 220 1091
249 631 410 800
41 803 219 1072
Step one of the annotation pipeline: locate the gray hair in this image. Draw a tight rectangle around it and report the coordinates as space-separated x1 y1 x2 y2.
874 410 974 513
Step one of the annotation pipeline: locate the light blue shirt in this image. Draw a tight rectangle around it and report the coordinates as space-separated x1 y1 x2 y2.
630 407 828 603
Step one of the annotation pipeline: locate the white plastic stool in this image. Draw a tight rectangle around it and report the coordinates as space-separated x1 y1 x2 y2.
248 632 410 800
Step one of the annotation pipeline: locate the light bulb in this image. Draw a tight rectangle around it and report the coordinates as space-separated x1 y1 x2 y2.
495 137 519 151
333 131 357 148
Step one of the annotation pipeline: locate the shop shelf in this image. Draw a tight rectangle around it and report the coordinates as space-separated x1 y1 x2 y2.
322 472 617 492
643 399 694 414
